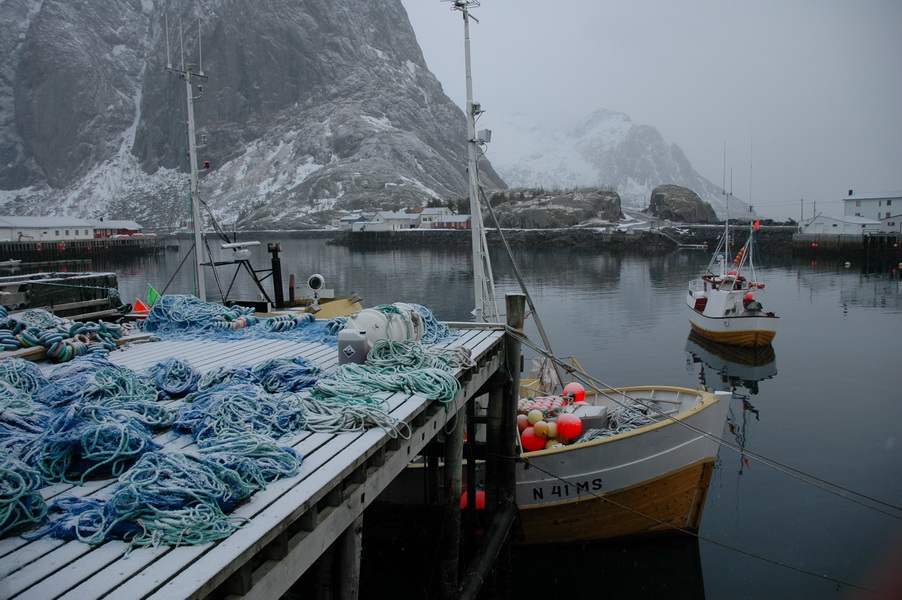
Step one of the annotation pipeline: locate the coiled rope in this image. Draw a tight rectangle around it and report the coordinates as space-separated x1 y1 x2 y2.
0 451 48 537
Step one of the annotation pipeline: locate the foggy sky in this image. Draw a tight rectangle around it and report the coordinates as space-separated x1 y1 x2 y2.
401 0 902 221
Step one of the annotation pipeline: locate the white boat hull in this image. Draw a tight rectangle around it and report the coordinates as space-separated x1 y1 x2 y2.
516 386 730 544
686 307 778 347
686 278 778 347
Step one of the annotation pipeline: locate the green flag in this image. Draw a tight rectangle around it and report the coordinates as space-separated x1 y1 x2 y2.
147 284 162 307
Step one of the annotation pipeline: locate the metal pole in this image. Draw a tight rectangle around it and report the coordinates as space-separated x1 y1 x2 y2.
184 70 205 300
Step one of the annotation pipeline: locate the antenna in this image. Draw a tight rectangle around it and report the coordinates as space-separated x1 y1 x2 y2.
720 140 727 196
166 19 209 300
165 14 172 69
198 20 203 76
749 130 753 212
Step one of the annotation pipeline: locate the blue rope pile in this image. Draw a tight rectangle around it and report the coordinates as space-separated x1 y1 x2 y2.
35 452 255 548
141 294 343 345
0 307 124 362
173 383 306 444
143 358 201 400
252 356 321 393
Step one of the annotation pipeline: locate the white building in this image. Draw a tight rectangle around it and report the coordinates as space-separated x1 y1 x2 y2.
843 190 902 221
351 211 421 232
418 207 452 229
333 214 369 230
0 216 95 242
879 214 902 234
799 214 881 235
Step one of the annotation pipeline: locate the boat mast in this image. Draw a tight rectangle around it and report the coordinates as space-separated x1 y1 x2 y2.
448 0 499 322
167 18 208 299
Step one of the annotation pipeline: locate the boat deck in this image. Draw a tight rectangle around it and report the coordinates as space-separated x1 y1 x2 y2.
0 324 506 600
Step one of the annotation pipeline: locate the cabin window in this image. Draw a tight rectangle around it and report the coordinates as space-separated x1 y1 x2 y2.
55 230 59 236
888 200 893 206
65 230 69 235
855 200 861 207
832 223 837 227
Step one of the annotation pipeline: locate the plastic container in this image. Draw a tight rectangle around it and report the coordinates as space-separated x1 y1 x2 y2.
338 329 368 365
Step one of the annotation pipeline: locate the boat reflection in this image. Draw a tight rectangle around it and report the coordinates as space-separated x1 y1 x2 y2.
685 330 777 396
685 331 776 474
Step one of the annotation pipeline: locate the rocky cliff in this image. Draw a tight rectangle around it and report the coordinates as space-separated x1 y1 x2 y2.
645 184 719 224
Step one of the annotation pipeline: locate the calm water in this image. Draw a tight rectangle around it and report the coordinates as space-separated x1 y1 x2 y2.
94 235 902 599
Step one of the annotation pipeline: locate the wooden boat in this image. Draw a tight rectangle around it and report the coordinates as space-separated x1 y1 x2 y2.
514 385 730 544
444 1 732 544
685 220 778 347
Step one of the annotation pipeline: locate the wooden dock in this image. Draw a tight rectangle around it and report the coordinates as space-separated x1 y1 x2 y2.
0 322 510 599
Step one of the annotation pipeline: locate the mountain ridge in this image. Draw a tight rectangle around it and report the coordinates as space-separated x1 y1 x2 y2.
483 108 749 219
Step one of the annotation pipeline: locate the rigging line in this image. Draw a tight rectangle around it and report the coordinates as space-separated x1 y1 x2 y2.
507 327 902 519
518 457 886 597
474 150 564 388
197 194 233 244
160 242 197 296
203 234 227 301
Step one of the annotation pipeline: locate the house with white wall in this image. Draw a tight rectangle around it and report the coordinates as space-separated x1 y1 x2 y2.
0 216 95 242
351 211 421 232
843 190 902 221
799 214 881 235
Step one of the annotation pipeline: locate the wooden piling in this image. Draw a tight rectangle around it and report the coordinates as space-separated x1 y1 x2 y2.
438 410 466 598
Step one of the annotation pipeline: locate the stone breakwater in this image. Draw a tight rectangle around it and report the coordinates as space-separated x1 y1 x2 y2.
330 226 798 252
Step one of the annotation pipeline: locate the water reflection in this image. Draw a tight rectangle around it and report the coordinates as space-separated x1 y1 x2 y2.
685 331 777 396
685 331 772 475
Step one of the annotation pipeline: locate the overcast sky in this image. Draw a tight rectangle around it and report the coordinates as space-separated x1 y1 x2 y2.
400 0 902 221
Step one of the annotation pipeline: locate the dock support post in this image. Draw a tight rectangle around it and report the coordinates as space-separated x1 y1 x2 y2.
459 293 523 599
337 515 363 600
438 409 465 599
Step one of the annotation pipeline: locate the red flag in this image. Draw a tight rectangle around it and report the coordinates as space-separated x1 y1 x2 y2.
133 299 151 314
754 220 761 230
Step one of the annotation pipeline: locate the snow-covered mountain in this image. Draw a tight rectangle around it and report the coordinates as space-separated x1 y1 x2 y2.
0 0 505 231
485 109 749 219
0 0 745 230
